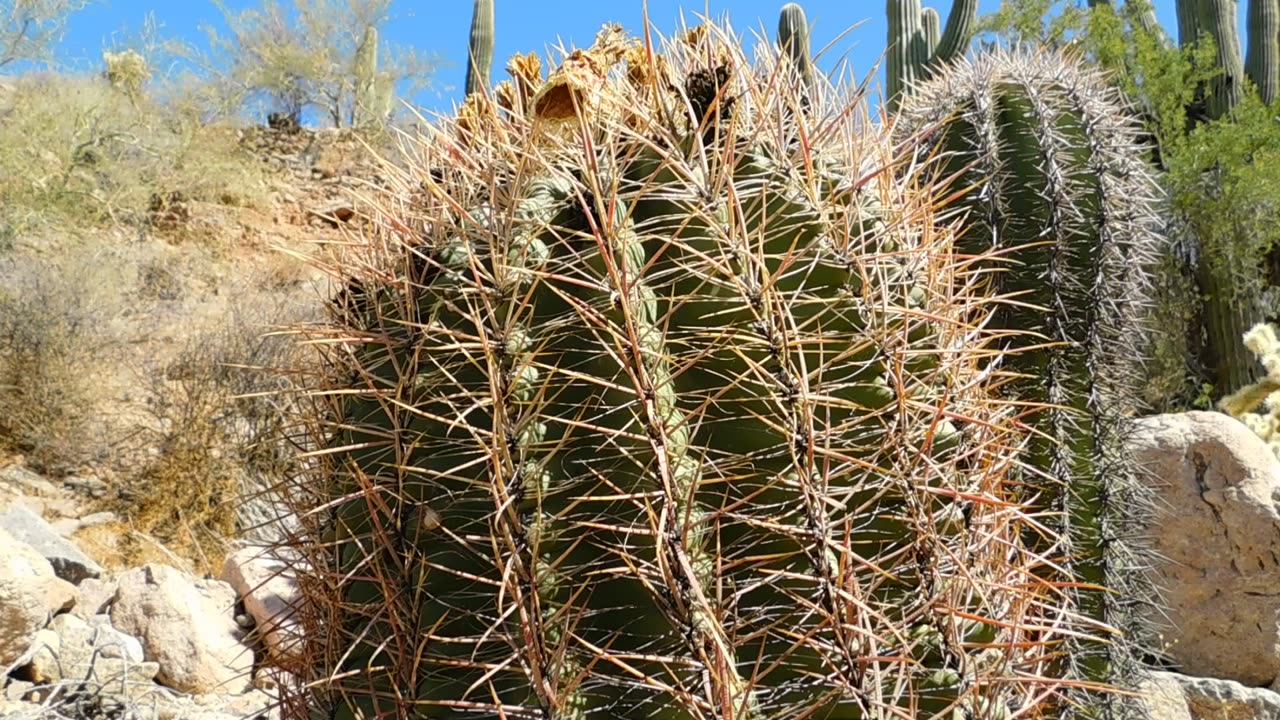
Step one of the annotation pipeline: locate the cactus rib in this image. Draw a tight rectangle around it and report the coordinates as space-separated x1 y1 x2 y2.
465 0 495 96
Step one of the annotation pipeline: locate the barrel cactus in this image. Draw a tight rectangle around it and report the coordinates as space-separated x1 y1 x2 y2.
271 19 1114 720
895 49 1168 719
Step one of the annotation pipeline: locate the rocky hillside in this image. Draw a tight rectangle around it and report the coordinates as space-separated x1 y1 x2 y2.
0 114 391 718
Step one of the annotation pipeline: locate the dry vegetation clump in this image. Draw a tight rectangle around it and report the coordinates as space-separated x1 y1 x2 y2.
0 249 128 473
107 292 318 570
0 73 268 243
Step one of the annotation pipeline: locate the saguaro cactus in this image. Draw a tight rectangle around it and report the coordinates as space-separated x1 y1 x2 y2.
271 21 1094 720
777 3 814 89
886 0 978 108
465 0 495 96
1245 0 1279 104
896 49 1168 719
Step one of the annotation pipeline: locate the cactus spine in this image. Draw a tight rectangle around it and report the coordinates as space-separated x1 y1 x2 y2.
465 0 495 96
886 0 978 108
353 25 379 127
896 49 1168 720
776 3 814 90
273 20 1091 720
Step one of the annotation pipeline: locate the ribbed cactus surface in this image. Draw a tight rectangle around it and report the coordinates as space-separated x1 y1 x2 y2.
1246 0 1279 104
896 49 1167 720
465 0 495 96
273 21 1114 720
777 3 815 90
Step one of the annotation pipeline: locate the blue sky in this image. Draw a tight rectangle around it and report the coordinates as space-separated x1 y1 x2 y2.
47 0 1193 114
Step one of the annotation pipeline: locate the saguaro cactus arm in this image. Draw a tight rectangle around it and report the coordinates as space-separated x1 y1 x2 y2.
465 0 495 96
1246 0 1280 104
1200 0 1246 117
777 3 816 88
931 0 977 63
886 0 978 106
922 7 941 57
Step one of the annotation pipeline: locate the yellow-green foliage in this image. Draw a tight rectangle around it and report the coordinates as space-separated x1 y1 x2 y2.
0 74 266 239
1220 322 1280 455
103 48 148 99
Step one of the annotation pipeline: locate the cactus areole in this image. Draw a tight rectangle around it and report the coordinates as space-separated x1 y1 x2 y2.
273 18 1143 720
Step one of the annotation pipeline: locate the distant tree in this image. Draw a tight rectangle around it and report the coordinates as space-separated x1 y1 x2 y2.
0 0 93 70
203 0 437 128
976 0 1088 49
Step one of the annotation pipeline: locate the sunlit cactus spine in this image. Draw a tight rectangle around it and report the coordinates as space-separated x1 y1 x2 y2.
465 0 495 96
895 49 1168 719
886 0 978 109
269 19 1096 720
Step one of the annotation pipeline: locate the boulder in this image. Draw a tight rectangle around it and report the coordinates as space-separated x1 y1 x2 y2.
110 564 253 694
1142 672 1193 720
0 527 77 666
69 576 119 620
0 504 102 584
220 548 300 662
21 613 160 702
1148 671 1280 720
0 465 58 496
1131 412 1280 686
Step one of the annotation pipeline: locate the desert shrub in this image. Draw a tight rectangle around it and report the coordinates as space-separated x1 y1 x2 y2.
202 0 436 128
113 291 317 567
0 73 267 240
0 250 126 473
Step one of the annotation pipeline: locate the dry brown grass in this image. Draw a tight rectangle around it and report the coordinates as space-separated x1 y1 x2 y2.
0 249 128 473
107 290 317 571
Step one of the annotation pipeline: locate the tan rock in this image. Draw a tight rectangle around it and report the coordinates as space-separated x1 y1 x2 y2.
22 613 159 701
110 564 253 694
1142 671 1193 720
220 548 300 662
70 576 119 620
1156 671 1280 720
0 527 77 666
0 699 42 720
1132 412 1280 686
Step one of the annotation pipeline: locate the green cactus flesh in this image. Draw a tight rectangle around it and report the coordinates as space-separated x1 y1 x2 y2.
896 49 1167 720
777 3 815 90
465 0 495 96
278 24 1100 720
